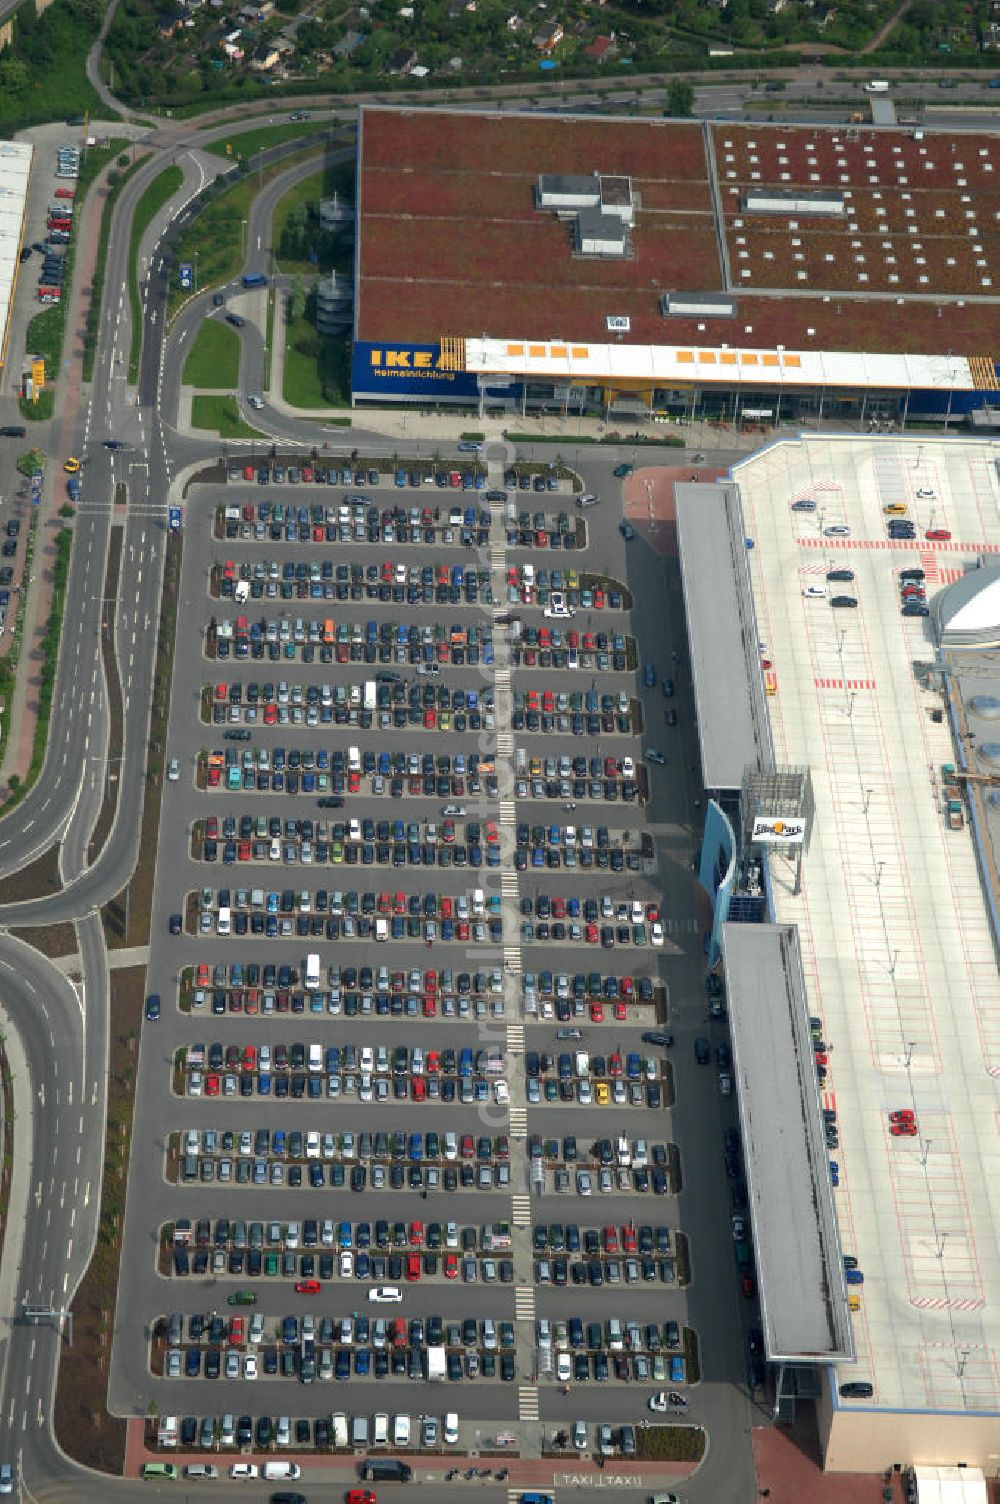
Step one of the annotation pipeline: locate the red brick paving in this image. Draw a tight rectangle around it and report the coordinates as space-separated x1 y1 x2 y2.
623 464 729 558
752 1417 904 1504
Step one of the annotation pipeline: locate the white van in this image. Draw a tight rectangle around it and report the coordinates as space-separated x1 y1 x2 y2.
444 1413 459 1445
375 917 388 943
332 1413 348 1449
216 906 231 936
394 1415 411 1447
574 1051 590 1078
308 1043 322 1074
234 579 250 603
263 1462 302 1481
348 745 361 772
373 1413 389 1447
472 888 485 915
305 953 320 988
350 1416 369 1449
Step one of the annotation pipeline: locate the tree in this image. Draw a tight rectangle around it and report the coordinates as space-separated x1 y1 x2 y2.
288 275 306 323
666 78 694 118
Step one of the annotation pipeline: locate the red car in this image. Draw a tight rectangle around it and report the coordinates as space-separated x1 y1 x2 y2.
409 1221 424 1246
889 1109 915 1123
614 1001 627 1022
444 1252 458 1279
741 1274 756 1299
926 529 951 541
890 1121 918 1137
406 1253 421 1281
590 1001 604 1023
622 1225 637 1253
346 1491 376 1504
205 1073 220 1096
295 1279 321 1295
411 1077 426 1101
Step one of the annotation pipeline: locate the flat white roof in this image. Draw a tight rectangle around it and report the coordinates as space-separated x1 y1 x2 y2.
465 336 978 392
733 433 1000 1419
0 141 32 367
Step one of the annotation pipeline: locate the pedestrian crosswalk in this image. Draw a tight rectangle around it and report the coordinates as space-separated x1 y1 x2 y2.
506 1023 525 1050
500 871 520 897
511 1193 532 1226
499 800 517 822
517 1385 540 1421
502 947 522 975
496 731 514 756
507 1105 528 1136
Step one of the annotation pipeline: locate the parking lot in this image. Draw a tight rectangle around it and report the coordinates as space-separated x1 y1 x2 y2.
112 452 751 1469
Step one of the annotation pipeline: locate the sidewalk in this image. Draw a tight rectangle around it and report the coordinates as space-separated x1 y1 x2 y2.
0 151 123 794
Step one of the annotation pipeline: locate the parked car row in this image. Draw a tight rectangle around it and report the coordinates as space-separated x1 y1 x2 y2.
171 1236 517 1282
163 1340 517 1384
175 1146 514 1192
504 567 622 613
510 627 630 673
177 1125 514 1167
520 895 664 947
897 566 930 618
187 1042 509 1080
217 556 494 599
535 1254 674 1287
164 1409 456 1455
225 463 491 491
210 617 494 668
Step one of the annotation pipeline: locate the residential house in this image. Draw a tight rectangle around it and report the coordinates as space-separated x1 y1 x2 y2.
388 45 417 72
250 38 281 67
583 32 616 60
533 17 563 50
333 28 365 57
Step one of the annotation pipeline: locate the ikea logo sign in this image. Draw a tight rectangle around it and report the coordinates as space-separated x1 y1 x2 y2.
352 341 480 399
369 348 450 371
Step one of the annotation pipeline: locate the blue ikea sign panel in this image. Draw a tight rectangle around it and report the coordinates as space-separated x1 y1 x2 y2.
352 341 480 400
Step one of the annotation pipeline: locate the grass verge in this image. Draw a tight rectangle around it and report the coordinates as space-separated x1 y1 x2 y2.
52 965 142 1473
283 311 351 408
182 319 240 389
83 153 149 384
263 285 275 393
637 1425 705 1463
127 164 184 381
204 121 332 160
191 395 262 439
102 533 180 950
1 526 72 812
21 140 128 421
86 528 123 867
271 162 354 278
682 1325 701 1384
167 148 318 319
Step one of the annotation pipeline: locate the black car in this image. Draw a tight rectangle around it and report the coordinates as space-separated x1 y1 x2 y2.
826 569 855 582
901 602 929 617
225 312 246 328
641 1031 673 1047
694 1037 710 1064
168 913 182 935
830 596 858 609
212 292 225 307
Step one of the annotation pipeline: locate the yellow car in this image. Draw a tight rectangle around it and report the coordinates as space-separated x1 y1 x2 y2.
595 1081 610 1106
884 503 907 516
848 1293 861 1312
63 457 80 474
